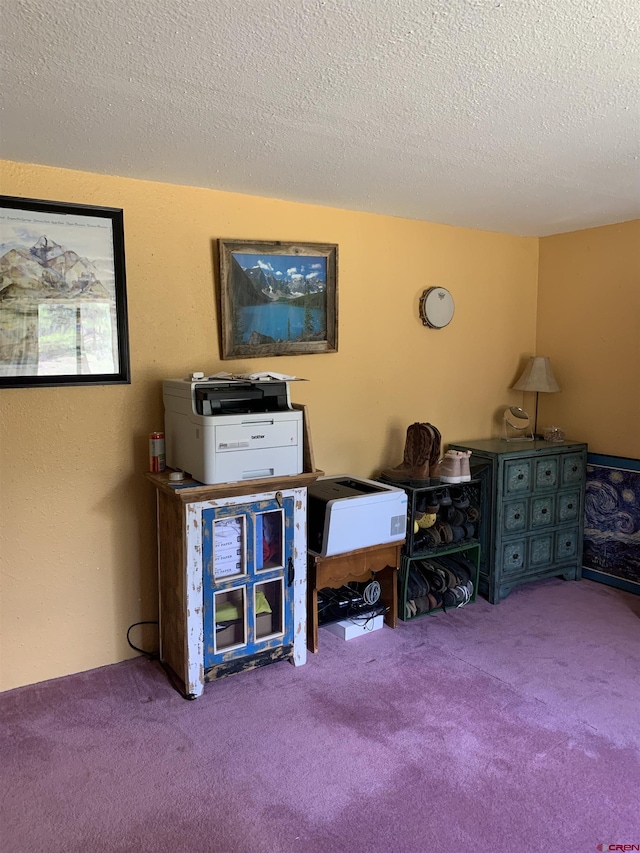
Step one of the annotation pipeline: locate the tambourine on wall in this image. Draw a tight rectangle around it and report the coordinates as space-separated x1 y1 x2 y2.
419 287 455 329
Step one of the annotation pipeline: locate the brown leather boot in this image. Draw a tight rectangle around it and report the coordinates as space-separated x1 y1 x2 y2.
426 423 442 469
381 422 433 484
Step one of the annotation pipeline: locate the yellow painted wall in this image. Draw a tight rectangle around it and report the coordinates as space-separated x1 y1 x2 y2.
1 158 537 691
537 221 640 458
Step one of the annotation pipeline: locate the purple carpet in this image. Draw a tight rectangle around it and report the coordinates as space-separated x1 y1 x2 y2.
1 578 639 853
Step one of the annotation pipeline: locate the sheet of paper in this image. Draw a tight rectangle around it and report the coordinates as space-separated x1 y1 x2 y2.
236 371 297 381
214 517 244 577
205 370 306 382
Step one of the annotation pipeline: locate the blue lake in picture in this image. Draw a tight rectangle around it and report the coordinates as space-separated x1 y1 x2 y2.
240 304 324 342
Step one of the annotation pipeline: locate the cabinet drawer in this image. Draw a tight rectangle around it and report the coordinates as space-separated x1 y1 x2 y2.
528 532 554 568
534 457 559 490
530 495 554 529
557 490 580 524
502 538 526 574
502 499 527 535
503 460 531 495
562 453 585 486
502 534 552 575
555 529 579 562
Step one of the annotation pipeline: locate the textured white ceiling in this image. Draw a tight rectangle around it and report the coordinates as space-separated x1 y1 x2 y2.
1 0 639 236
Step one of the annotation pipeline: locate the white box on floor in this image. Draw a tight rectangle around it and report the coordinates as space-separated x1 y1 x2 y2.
321 613 384 641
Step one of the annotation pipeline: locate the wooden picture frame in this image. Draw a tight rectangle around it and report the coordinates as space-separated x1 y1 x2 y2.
217 239 338 360
0 195 130 388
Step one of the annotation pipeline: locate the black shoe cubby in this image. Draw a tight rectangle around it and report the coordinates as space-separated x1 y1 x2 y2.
379 477 482 556
399 544 480 620
378 476 482 620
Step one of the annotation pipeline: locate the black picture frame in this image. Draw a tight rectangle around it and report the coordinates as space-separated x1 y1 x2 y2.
217 239 338 360
0 195 130 388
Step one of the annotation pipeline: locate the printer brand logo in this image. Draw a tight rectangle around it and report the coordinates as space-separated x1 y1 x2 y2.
251 434 265 440
390 516 405 536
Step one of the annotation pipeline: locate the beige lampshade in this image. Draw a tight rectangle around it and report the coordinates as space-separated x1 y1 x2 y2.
512 357 560 393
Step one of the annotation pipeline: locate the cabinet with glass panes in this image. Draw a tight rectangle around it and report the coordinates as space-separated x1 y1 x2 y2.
203 495 296 670
147 473 316 698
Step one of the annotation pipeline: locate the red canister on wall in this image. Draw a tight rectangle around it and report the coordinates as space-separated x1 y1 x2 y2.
149 431 166 472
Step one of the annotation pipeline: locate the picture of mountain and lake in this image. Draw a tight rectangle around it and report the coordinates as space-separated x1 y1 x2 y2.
228 251 328 347
0 208 120 378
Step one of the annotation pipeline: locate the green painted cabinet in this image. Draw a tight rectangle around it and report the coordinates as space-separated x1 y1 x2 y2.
449 439 587 604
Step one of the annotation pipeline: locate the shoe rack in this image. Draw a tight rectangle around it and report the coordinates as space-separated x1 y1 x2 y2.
378 477 482 620
398 545 480 620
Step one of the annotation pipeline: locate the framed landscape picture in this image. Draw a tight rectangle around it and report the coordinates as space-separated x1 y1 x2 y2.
583 453 640 594
0 195 130 388
217 239 338 359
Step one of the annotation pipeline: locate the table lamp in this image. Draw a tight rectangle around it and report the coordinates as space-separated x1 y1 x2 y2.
511 356 560 437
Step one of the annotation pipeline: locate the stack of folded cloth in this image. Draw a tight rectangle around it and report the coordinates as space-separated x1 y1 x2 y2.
412 485 480 551
404 552 476 618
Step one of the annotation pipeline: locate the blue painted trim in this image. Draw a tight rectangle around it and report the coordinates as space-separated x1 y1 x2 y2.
202 496 296 668
582 568 640 595
587 453 640 472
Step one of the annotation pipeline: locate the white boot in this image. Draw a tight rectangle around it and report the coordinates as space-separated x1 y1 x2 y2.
459 450 471 482
433 450 462 483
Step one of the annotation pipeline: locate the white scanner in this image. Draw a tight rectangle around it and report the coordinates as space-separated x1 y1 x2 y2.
163 377 303 484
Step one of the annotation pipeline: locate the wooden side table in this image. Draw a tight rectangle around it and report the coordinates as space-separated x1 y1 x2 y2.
307 541 403 653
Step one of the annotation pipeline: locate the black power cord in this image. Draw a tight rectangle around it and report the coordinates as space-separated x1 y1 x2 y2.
126 620 197 700
126 620 159 659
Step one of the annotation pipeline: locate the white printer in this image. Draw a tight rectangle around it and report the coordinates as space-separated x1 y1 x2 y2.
307 475 407 557
163 377 303 484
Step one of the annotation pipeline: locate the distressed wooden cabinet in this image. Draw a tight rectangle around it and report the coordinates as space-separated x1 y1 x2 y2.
147 471 319 698
449 439 587 604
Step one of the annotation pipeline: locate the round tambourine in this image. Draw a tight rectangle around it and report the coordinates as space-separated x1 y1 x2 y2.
419 287 455 329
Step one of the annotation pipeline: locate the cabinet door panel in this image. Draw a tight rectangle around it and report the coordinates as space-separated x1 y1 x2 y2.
562 453 585 486
212 515 247 580
530 495 554 529
534 457 559 490
503 500 527 535
255 509 284 572
255 578 285 639
528 532 554 568
555 529 578 562
214 587 247 652
502 539 526 574
557 490 580 524
504 460 531 495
